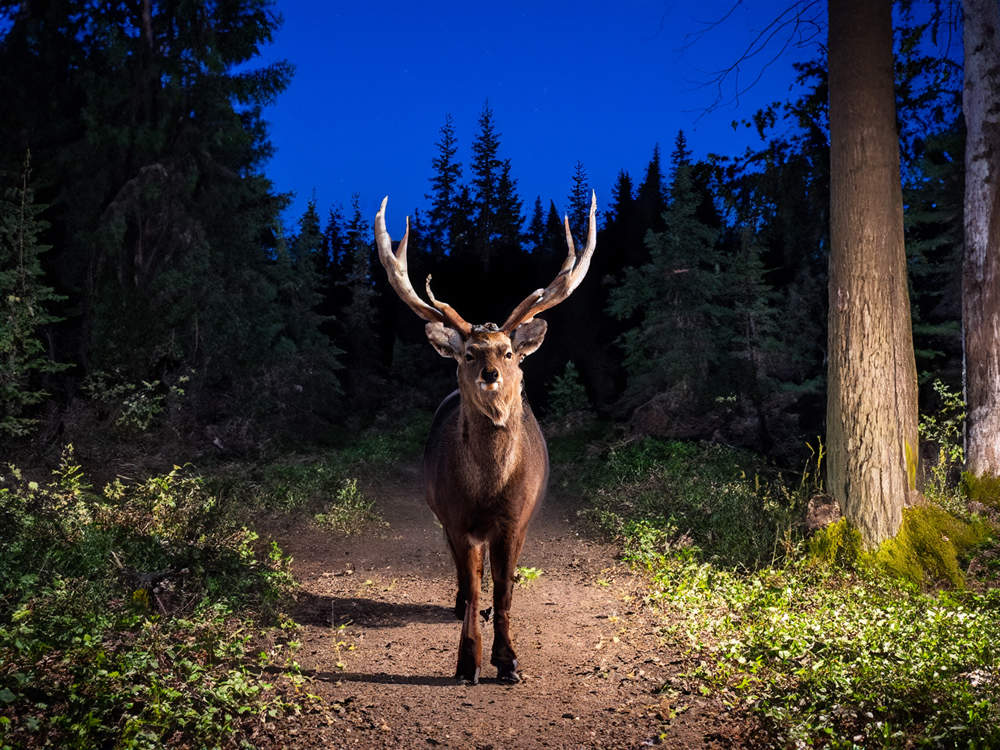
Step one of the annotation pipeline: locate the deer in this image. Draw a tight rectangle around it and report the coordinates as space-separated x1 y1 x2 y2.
374 193 597 684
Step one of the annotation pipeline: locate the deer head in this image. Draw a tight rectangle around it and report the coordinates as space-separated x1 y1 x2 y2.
375 193 597 427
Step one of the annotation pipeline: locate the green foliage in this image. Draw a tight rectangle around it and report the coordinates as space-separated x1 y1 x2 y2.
577 437 1000 748
547 360 590 419
514 566 542 586
83 370 189 435
609 155 723 407
919 378 966 491
579 438 797 570
0 152 67 436
875 507 991 589
313 478 380 536
0 449 301 749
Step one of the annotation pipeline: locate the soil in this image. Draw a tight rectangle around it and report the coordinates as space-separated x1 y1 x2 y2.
255 461 766 750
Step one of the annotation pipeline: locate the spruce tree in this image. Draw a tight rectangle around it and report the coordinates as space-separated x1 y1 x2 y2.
526 197 546 255
566 161 591 242
0 1 301 391
608 157 722 409
425 114 462 260
470 101 503 264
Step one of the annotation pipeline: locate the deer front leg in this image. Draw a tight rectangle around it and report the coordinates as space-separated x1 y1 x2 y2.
454 540 484 683
446 532 472 620
488 534 522 683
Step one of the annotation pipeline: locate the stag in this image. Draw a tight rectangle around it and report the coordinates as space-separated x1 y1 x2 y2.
374 193 597 684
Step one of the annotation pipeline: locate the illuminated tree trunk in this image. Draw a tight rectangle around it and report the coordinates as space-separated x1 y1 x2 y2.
962 0 1000 477
826 0 919 547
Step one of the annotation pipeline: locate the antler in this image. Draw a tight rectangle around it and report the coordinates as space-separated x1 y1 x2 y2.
501 191 598 332
375 197 472 336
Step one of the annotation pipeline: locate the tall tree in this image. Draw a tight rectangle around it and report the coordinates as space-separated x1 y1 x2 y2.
493 158 524 254
469 101 503 266
962 0 1000 477
526 197 546 254
566 161 591 242
826 0 919 547
608 155 722 411
424 114 462 260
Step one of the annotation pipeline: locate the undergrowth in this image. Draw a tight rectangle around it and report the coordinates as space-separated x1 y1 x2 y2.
0 413 428 748
576 436 1000 749
0 447 306 749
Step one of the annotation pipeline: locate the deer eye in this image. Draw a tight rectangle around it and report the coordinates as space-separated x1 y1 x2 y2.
505 351 513 359
465 353 474 363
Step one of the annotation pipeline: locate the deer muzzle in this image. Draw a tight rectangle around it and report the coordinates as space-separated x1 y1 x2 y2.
479 368 501 391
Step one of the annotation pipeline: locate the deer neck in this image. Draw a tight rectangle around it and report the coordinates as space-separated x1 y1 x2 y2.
458 390 526 489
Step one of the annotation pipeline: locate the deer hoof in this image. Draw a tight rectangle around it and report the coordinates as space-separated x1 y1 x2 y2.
496 661 520 683
456 664 481 685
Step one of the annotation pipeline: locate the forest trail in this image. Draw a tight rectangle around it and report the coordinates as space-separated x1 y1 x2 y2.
257 461 759 749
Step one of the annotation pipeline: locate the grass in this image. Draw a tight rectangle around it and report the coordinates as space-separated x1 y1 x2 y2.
572 435 1000 749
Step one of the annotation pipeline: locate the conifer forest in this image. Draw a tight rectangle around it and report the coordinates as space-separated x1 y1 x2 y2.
2 2 1000 749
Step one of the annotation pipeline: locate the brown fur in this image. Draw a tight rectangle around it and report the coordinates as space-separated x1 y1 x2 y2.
422 323 548 683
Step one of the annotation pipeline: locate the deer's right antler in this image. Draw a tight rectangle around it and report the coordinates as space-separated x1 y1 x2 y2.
500 191 597 332
375 197 472 337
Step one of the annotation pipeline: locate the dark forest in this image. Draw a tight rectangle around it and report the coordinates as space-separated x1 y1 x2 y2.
0 2 965 462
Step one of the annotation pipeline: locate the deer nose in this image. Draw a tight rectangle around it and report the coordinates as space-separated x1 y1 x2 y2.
481 367 500 384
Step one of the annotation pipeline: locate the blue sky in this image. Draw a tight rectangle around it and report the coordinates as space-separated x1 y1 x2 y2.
257 1 823 231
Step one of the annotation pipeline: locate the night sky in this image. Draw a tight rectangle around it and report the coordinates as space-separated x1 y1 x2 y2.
258 1 823 231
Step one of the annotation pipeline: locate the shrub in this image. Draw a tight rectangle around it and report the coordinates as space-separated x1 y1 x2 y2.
0 449 300 749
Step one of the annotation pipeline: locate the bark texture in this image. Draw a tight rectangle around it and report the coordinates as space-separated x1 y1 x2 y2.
827 0 919 547
963 0 1000 477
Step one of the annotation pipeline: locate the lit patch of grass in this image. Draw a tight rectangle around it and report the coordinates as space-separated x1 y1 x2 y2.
313 478 382 535
576 437 1000 748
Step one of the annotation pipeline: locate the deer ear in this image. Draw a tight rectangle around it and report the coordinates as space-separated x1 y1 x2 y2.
426 321 463 359
511 318 547 359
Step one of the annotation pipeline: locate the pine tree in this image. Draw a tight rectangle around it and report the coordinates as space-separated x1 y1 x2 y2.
667 131 693 199
636 144 667 235
608 156 722 409
0 153 68 435
425 114 462 260
526 197 546 255
494 158 524 255
470 101 503 265
0 1 301 391
566 161 591 242
904 123 963 381
606 170 635 230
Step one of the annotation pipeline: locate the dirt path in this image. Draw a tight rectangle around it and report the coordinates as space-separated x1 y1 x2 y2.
258 462 759 749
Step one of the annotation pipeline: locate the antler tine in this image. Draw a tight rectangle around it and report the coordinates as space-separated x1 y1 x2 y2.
375 197 472 335
501 191 598 332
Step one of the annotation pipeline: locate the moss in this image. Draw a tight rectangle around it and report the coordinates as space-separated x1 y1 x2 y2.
961 472 1000 510
874 507 991 588
808 518 863 568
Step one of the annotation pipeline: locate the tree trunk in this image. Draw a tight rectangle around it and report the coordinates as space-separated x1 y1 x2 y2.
826 0 919 548
962 0 1000 477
